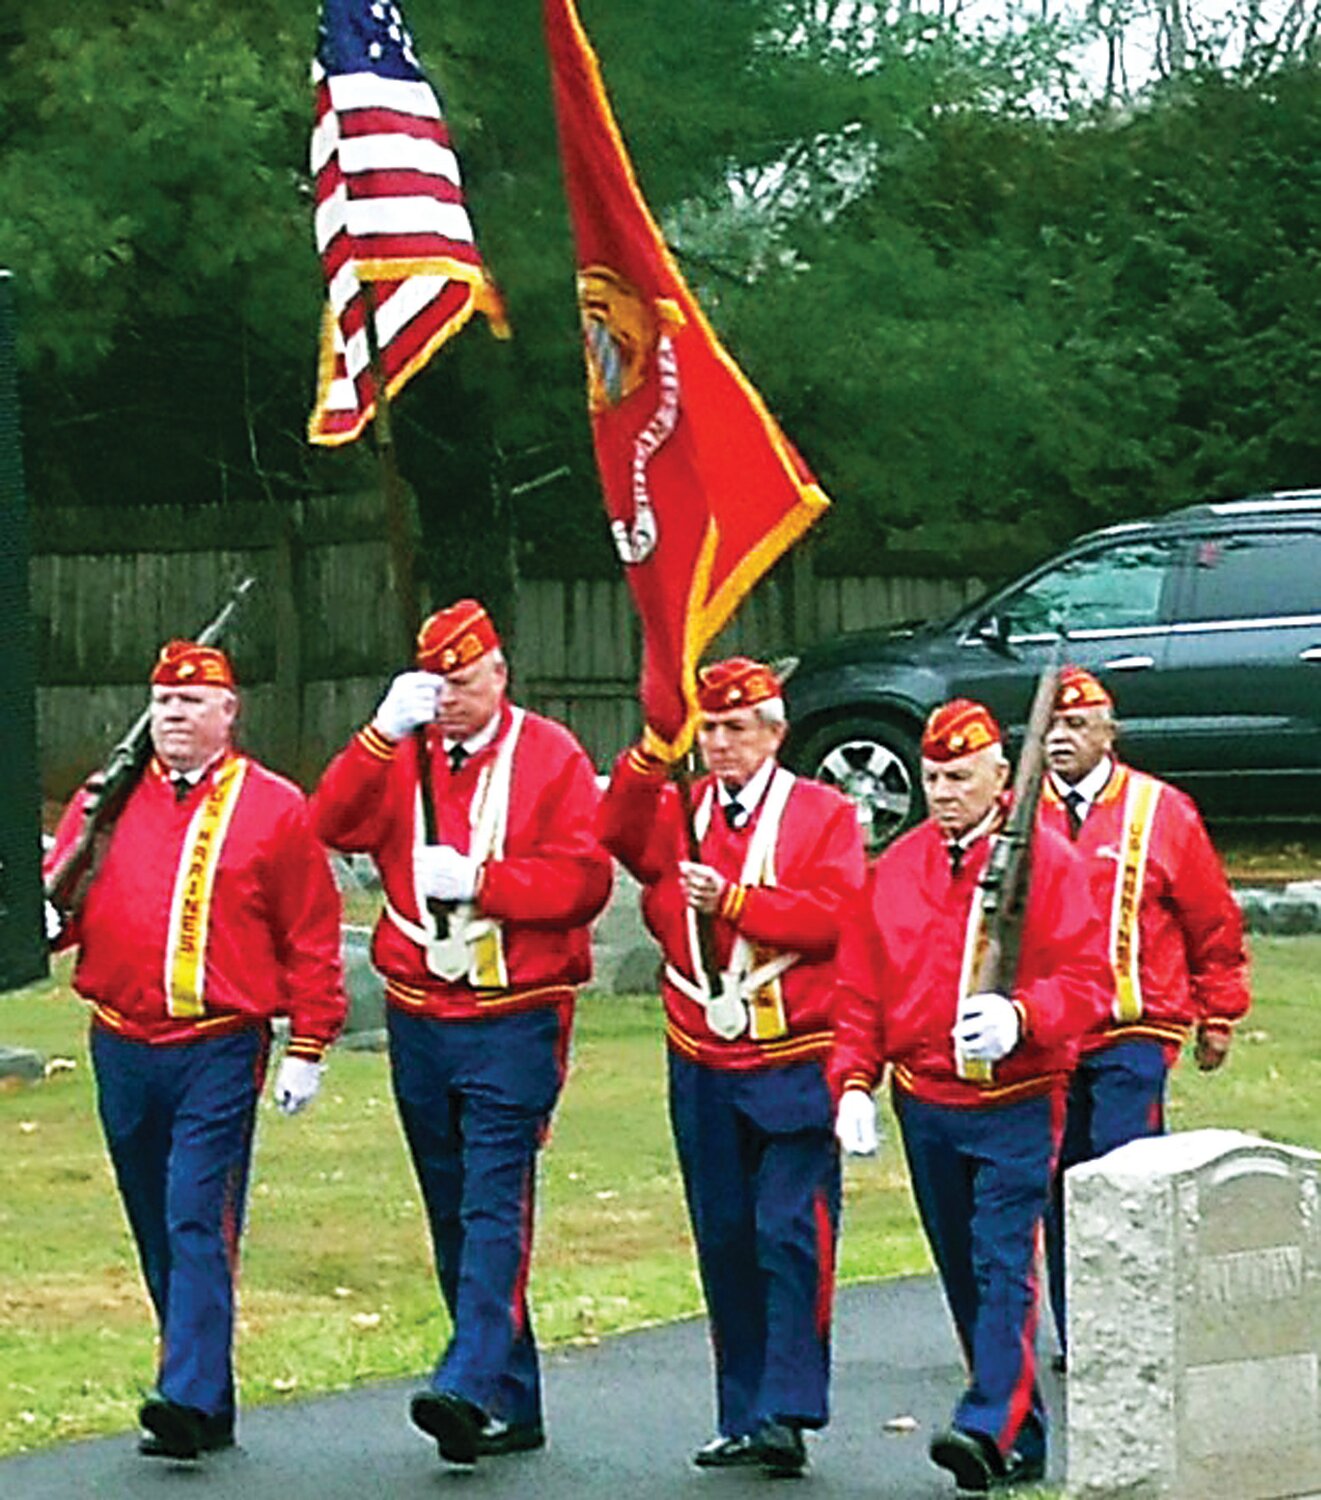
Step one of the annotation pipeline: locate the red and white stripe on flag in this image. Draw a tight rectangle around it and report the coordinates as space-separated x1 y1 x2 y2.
308 56 506 446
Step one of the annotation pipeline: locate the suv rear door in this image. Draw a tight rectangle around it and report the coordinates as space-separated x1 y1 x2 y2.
1159 521 1321 809
946 533 1182 765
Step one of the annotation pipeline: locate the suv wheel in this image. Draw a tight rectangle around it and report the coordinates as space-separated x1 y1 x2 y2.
795 716 922 850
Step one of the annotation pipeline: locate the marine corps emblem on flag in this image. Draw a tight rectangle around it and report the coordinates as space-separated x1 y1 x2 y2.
578 266 687 567
578 266 682 410
546 0 829 752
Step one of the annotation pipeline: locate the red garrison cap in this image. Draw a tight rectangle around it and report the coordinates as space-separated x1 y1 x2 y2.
150 640 236 689
1055 664 1114 712
921 698 1002 762
697 657 781 714
416 599 500 673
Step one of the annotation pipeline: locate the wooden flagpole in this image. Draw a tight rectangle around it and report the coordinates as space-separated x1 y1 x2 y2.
671 754 721 995
362 283 421 653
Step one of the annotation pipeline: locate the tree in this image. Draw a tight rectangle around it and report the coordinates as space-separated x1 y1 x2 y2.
3 0 1316 593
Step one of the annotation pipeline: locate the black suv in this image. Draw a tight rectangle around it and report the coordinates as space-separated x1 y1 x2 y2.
781 491 1321 846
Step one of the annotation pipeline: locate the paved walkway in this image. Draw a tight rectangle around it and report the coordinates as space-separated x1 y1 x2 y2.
0 1277 1065 1498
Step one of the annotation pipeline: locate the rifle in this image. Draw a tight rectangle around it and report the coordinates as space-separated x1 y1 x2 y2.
960 647 1063 1081
44 576 256 922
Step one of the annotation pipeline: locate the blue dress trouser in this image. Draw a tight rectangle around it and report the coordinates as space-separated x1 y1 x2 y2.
91 1025 267 1421
388 1006 564 1427
668 1053 840 1439
1045 1038 1168 1351
894 1086 1059 1466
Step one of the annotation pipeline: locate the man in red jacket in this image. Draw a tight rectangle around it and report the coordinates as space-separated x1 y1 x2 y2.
830 698 1108 1495
44 640 346 1461
599 658 865 1477
311 599 611 1468
1039 665 1250 1366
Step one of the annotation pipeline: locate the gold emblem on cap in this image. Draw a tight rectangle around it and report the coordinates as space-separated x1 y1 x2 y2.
440 647 458 670
178 661 197 680
728 686 743 703
949 732 966 751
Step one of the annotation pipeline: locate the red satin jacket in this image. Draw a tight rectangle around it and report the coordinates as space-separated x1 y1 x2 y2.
829 817 1110 1109
311 701 612 1021
1039 761 1249 1056
599 747 866 1071
46 753 346 1056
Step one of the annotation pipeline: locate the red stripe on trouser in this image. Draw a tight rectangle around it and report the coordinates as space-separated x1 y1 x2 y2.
997 1086 1064 1451
999 1221 1042 1452
1001 1092 1061 1452
1047 1084 1067 1173
510 1161 535 1337
814 1190 835 1338
222 1165 242 1282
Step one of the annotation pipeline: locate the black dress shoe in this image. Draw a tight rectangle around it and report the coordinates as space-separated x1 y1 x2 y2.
410 1389 485 1465
693 1434 761 1468
753 1419 807 1477
476 1415 546 1456
929 1426 1003 1494
138 1398 224 1460
139 1419 235 1459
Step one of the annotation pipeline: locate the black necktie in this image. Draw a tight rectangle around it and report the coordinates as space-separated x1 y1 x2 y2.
448 744 468 776
947 841 964 877
172 775 192 804
1064 790 1086 839
722 799 747 831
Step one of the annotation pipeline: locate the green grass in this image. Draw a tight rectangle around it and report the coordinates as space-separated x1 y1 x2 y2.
0 937 1317 1458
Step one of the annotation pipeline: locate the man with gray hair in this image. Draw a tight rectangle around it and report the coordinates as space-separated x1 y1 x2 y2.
830 697 1108 1494
1039 666 1249 1370
312 598 612 1469
600 656 865 1477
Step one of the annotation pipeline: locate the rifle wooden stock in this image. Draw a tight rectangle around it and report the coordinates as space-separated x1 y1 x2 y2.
956 654 1062 1082
43 576 256 921
972 652 1064 998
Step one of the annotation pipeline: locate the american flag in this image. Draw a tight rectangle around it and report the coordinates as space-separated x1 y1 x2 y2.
308 0 507 446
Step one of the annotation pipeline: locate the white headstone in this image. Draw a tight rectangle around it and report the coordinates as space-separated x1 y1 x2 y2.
1066 1129 1321 1499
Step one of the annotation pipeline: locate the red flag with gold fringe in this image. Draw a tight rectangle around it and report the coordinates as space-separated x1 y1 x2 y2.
543 0 830 756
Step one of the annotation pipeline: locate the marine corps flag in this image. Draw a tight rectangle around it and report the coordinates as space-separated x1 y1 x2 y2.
544 0 830 756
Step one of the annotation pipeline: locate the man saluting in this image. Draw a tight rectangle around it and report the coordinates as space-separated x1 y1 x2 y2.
312 599 611 1468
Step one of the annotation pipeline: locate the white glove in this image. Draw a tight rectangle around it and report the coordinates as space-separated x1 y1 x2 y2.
416 844 479 903
372 671 444 741
44 900 63 944
835 1088 879 1156
274 1056 324 1116
678 860 727 914
953 991 1021 1063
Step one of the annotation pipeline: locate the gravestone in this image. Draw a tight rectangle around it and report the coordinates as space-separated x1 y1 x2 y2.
340 924 385 1041
1067 1128 1321 1500
588 867 661 995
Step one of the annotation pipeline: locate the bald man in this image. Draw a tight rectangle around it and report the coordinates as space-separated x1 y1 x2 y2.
829 698 1108 1495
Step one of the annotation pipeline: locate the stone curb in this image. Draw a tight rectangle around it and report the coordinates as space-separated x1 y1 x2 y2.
1235 881 1321 935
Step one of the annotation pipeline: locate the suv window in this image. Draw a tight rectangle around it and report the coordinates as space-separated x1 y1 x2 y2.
995 538 1179 638
1181 530 1321 622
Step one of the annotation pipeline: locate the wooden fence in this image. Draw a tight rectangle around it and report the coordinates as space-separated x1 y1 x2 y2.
29 497 986 796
